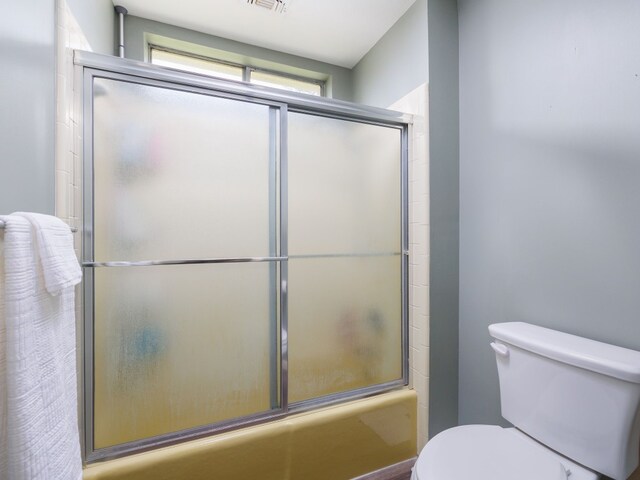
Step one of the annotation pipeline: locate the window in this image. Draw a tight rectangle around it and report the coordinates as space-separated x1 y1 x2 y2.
151 48 244 81
82 61 407 461
150 46 325 96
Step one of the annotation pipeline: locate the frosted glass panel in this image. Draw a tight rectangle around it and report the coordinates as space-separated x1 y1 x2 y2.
93 78 273 261
288 256 402 403
288 113 402 255
93 263 277 448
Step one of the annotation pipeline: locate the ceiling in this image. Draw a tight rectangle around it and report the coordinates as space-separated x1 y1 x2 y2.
119 0 416 68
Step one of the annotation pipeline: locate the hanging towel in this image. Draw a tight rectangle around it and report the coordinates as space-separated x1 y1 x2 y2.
0 213 82 480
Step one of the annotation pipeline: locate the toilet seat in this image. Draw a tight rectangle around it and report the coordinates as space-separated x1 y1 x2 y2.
413 425 568 480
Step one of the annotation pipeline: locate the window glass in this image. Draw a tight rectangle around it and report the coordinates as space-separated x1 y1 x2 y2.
150 47 324 96
151 49 243 81
250 70 322 96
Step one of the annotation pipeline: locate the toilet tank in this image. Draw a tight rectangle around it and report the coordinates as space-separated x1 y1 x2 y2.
489 322 640 480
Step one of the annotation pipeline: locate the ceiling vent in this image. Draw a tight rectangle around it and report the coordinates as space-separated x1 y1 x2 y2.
247 0 291 14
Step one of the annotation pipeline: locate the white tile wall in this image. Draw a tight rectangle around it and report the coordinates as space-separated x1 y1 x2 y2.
55 2 90 449
390 83 430 450
55 0 89 256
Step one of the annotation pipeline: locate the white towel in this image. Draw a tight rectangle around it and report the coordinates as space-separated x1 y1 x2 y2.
0 214 82 480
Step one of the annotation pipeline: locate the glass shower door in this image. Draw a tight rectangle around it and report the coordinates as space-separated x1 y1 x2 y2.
80 55 409 462
287 113 404 403
88 77 282 449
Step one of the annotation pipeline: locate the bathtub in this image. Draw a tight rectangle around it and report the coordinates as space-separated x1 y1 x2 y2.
83 389 417 480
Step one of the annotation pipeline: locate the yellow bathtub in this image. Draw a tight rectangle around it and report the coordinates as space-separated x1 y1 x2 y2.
83 389 417 480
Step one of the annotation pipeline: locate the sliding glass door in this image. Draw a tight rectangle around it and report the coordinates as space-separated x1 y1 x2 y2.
89 77 282 450
287 113 403 403
81 58 408 461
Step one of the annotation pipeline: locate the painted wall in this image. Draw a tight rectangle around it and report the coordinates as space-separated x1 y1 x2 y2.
426 0 459 438
122 16 354 101
0 0 56 214
66 0 115 55
351 0 428 107
0 0 114 216
458 0 640 426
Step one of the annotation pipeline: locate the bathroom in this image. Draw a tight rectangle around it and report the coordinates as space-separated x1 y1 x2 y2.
1 0 639 479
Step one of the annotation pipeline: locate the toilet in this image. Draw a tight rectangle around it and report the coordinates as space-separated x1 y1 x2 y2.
412 322 640 480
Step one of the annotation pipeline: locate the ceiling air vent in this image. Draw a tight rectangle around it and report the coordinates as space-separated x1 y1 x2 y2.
247 0 291 14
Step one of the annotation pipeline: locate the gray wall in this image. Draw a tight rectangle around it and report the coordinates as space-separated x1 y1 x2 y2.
67 0 115 55
458 0 640 426
0 0 114 216
427 0 459 438
351 0 428 107
123 16 354 101
0 0 56 214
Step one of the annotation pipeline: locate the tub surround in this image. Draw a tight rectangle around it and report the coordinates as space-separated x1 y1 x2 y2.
390 83 430 450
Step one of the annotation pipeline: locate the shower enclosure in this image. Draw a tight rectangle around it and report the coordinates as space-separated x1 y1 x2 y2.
77 52 409 462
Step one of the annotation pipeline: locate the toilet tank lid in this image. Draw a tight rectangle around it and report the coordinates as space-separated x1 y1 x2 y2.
489 322 640 384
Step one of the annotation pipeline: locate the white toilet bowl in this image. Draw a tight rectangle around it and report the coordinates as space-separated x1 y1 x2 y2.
411 425 598 480
410 322 640 480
